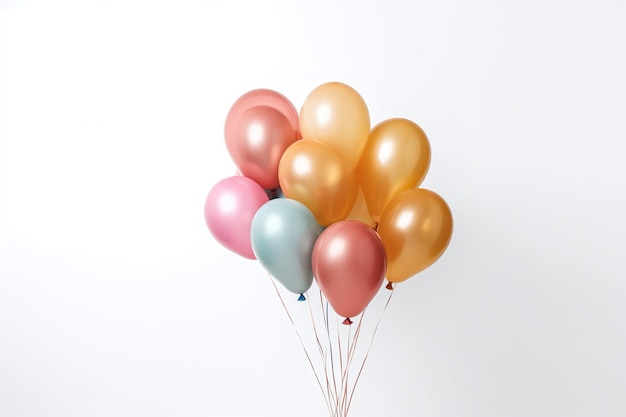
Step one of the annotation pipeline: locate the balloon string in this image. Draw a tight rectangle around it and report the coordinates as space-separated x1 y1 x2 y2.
340 319 350 416
267 274 332 415
345 287 395 415
342 322 352 416
341 311 365 417
307 291 337 408
335 316 344 415
347 311 365 363
318 292 337 416
322 295 339 416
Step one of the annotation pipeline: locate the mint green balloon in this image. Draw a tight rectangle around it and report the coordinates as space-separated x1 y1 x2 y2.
251 198 322 295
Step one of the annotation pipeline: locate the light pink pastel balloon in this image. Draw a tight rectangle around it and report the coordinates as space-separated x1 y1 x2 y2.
204 176 269 259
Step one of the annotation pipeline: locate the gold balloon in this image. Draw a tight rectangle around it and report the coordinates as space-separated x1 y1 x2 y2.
356 118 430 223
299 82 370 169
377 188 452 283
278 140 358 226
346 186 376 228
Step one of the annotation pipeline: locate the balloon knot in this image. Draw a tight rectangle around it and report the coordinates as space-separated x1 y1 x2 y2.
386 281 394 290
269 188 279 199
298 294 306 301
342 318 353 325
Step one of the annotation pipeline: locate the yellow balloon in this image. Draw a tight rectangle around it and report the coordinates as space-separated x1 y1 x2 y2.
278 140 358 226
299 82 370 169
377 188 452 283
355 118 430 223
346 186 376 228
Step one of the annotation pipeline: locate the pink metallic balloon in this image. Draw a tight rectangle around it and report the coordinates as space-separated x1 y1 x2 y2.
312 220 387 320
225 89 301 140
225 105 296 190
204 176 269 259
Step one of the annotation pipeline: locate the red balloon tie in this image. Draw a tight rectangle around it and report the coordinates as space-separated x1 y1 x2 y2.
386 281 394 290
342 317 353 325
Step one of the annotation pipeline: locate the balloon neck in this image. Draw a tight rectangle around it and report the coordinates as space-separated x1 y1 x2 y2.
298 293 306 301
269 188 280 199
386 281 394 290
373 222 379 232
342 317 353 325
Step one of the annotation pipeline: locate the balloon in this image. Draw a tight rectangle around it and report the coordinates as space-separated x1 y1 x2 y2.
312 220 386 320
225 105 297 190
278 140 358 226
346 186 375 228
204 176 269 259
377 188 453 283
251 198 321 295
299 82 370 169
225 88 301 139
355 118 431 223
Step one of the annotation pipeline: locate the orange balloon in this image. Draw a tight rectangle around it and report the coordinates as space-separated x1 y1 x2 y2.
356 118 431 223
278 140 358 226
377 188 452 283
299 82 370 169
346 186 376 228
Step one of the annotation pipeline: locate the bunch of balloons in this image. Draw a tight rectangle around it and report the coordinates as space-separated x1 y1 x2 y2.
204 82 453 323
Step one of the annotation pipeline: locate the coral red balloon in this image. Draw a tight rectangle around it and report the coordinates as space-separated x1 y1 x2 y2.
312 220 386 320
225 105 296 189
225 88 301 140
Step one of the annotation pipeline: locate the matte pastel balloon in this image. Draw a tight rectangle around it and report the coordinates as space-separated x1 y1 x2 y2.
225 105 296 189
279 139 358 226
377 188 453 283
225 88 301 139
204 176 269 259
251 198 321 295
356 118 431 223
312 220 386 320
299 82 370 169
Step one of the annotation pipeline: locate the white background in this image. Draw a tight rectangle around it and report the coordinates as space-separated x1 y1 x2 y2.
1 1 626 416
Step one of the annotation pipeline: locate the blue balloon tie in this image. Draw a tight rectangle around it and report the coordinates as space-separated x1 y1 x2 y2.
298 294 306 301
